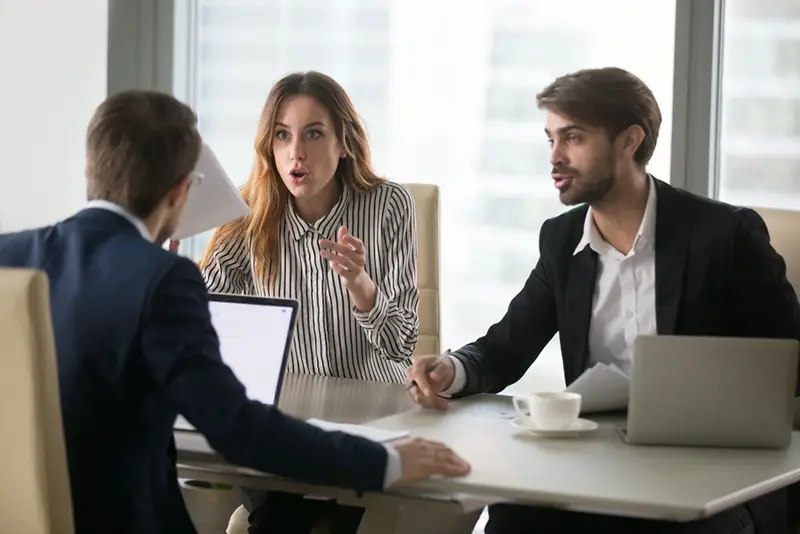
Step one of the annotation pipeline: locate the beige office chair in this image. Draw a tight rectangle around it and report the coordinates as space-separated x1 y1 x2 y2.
226 183 442 534
754 207 800 422
754 207 800 296
405 183 441 357
0 268 74 534
752 207 800 532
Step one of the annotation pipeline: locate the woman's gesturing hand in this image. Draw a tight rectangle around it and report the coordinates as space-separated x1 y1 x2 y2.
319 226 377 312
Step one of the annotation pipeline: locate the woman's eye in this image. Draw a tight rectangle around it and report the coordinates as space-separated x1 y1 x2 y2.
305 130 322 140
276 131 289 141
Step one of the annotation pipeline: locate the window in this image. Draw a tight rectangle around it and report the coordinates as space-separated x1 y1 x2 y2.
716 0 800 210
480 138 551 176
489 29 588 71
176 0 676 392
485 84 542 122
727 0 800 18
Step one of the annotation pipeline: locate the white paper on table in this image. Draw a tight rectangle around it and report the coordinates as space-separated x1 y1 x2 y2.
566 362 630 413
405 491 504 512
452 493 505 512
171 143 249 240
306 419 410 443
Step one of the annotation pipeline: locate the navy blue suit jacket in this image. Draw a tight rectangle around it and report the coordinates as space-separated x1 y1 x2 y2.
0 208 388 534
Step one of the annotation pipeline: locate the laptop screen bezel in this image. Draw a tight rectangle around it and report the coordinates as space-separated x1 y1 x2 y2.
207 292 299 407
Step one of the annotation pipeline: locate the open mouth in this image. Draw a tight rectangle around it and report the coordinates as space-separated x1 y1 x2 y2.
289 169 308 180
553 175 572 190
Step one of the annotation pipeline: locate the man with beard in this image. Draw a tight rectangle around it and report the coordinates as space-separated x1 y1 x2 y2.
0 90 470 533
406 67 800 534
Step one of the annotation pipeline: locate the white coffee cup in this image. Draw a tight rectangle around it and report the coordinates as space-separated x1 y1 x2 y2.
512 391 581 430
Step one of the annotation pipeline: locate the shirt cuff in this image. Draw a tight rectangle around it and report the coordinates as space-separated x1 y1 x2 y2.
439 354 466 397
382 444 402 488
352 287 389 331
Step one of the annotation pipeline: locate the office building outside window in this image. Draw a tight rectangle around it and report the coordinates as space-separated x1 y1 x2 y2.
717 0 800 209
177 0 676 391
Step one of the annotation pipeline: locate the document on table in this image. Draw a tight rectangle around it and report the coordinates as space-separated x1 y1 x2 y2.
405 491 505 513
171 143 249 240
306 419 410 443
566 362 630 413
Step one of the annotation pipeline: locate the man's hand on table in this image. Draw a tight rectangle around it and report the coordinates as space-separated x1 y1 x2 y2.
391 438 470 485
405 354 456 411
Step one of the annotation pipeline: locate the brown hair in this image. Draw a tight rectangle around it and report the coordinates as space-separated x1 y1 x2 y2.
199 71 385 289
536 67 662 167
85 90 202 218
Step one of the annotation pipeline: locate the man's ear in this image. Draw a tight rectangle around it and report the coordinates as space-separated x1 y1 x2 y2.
168 175 192 207
621 125 646 161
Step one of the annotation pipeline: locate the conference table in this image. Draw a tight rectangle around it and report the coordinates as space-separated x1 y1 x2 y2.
175 373 800 534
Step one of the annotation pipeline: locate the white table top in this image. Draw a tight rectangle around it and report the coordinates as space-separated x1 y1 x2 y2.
177 373 414 463
175 374 800 521
369 394 800 520
275 373 415 422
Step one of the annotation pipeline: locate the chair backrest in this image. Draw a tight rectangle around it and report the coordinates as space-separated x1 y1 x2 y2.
0 268 74 534
404 183 441 356
753 207 800 298
751 207 800 431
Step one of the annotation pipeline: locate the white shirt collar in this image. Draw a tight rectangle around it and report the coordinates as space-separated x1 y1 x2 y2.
573 175 658 256
84 200 153 241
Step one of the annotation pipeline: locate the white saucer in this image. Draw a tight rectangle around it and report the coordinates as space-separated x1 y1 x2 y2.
510 416 598 438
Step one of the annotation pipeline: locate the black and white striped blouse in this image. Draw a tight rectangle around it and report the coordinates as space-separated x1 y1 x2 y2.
202 181 419 383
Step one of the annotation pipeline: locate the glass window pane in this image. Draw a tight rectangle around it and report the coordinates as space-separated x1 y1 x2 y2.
717 1 800 209
185 0 676 392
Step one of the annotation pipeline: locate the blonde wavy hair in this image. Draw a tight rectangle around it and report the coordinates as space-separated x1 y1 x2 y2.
199 71 385 290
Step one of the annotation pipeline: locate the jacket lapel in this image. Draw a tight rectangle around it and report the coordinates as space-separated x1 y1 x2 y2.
654 180 691 335
562 212 598 382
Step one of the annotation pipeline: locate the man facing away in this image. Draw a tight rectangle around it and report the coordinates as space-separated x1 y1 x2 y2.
407 67 800 534
0 90 469 534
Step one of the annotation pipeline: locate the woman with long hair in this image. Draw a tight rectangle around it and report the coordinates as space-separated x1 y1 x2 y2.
199 71 419 533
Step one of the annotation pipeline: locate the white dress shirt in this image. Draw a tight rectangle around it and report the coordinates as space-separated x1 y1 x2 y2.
445 177 658 391
85 199 403 487
576 177 658 373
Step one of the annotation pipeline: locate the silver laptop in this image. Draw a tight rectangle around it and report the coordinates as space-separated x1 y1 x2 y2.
621 335 798 449
174 294 298 431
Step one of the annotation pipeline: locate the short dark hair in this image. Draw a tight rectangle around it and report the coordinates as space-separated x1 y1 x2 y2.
536 67 662 167
85 90 202 218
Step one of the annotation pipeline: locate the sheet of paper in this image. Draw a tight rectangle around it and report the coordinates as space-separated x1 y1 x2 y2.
171 143 249 240
403 490 503 512
566 362 630 413
306 419 410 443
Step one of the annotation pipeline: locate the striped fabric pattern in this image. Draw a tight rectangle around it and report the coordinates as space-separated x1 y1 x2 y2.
202 180 419 383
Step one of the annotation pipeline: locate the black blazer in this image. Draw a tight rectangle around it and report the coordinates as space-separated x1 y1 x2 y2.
454 178 800 394
452 179 800 533
0 209 388 534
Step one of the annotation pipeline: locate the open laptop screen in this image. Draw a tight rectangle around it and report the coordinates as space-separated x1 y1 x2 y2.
174 294 298 431
210 294 296 404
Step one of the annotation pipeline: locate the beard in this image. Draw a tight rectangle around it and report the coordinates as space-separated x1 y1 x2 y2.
555 156 616 206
